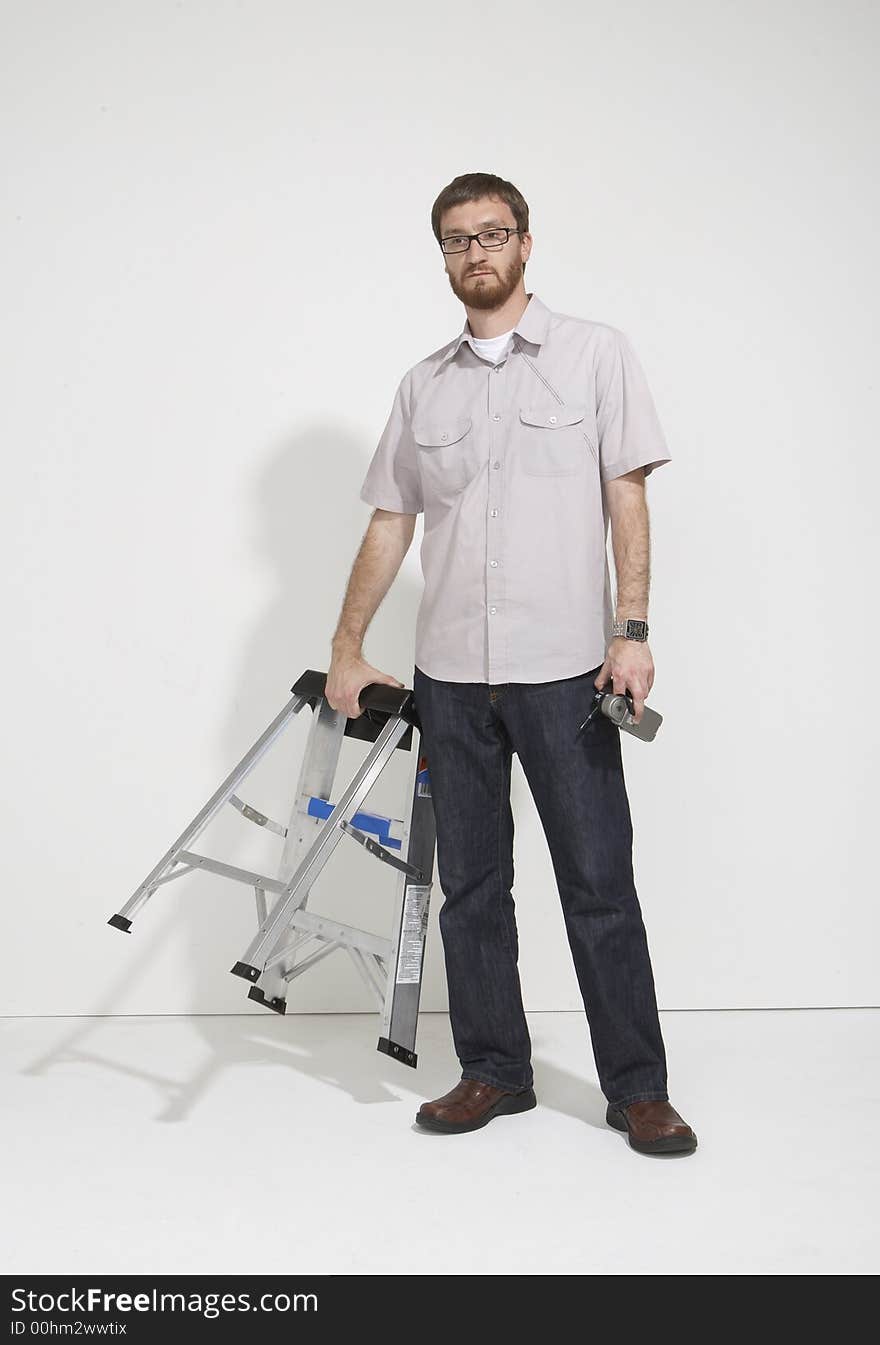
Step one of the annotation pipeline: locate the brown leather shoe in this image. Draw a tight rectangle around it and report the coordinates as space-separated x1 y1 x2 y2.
415 1077 537 1134
606 1098 698 1155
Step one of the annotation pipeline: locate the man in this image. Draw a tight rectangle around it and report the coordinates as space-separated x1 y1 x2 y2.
326 172 696 1157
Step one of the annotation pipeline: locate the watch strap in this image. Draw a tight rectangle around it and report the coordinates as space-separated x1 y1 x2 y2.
611 618 649 640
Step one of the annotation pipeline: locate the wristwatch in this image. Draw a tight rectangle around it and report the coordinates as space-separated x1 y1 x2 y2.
611 618 649 641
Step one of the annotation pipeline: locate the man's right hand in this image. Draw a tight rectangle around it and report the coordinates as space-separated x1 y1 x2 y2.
325 650 405 720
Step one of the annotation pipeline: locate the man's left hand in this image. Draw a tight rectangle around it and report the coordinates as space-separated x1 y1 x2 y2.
594 637 655 724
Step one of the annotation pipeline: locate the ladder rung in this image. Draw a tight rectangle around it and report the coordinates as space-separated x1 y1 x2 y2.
176 850 286 894
288 906 391 960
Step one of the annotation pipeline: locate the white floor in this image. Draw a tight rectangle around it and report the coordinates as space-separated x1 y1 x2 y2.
2 1008 877 1275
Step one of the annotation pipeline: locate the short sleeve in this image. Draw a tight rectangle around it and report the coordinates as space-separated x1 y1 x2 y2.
595 327 672 483
358 372 424 514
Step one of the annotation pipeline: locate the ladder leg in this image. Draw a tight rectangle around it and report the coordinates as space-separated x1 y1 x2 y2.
107 693 308 931
377 742 436 1068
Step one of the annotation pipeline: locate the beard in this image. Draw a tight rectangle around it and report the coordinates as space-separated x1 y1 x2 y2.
447 253 523 311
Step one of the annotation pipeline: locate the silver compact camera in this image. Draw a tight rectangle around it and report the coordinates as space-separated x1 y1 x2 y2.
576 686 663 743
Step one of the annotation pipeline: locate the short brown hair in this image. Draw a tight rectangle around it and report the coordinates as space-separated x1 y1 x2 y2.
431 172 530 270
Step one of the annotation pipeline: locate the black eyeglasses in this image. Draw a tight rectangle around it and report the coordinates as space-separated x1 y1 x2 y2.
439 227 522 255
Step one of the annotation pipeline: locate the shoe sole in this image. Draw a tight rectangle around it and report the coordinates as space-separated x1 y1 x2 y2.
415 1086 537 1134
605 1103 698 1154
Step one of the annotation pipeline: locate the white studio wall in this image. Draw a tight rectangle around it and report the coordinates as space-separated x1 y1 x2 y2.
1 0 876 1017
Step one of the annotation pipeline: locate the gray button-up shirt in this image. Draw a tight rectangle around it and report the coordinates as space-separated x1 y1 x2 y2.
358 291 671 683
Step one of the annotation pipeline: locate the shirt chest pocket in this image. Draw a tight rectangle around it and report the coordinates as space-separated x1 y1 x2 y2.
413 415 476 495
517 402 597 476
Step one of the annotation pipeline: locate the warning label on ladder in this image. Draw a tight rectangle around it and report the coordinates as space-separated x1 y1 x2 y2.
395 883 431 983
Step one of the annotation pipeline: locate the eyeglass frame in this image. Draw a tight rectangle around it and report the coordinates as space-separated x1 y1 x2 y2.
438 227 523 255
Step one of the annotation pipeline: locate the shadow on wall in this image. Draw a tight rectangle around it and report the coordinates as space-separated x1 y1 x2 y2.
22 418 459 1118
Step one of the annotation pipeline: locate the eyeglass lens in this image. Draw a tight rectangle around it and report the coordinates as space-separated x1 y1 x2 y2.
441 229 513 254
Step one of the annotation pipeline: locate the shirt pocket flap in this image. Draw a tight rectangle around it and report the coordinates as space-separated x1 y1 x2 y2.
519 403 587 429
413 416 473 448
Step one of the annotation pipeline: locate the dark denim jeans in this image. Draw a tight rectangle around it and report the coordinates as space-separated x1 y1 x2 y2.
411 661 669 1110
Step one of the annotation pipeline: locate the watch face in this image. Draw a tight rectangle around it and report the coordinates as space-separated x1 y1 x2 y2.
626 619 648 640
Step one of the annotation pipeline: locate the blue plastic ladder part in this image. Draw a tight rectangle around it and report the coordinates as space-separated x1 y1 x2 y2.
306 796 402 850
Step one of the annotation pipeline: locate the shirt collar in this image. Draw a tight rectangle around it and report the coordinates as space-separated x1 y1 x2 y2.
437 291 552 367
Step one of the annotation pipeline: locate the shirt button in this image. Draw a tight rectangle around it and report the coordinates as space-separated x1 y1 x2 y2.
492 413 501 421
494 366 502 373
492 460 500 469
490 508 498 516
490 559 498 567
548 415 557 424
489 606 497 614
441 432 448 440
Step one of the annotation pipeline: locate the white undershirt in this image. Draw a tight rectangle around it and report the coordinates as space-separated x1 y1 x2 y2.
467 325 516 365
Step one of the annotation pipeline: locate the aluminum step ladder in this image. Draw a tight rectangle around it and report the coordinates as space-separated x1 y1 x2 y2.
106 669 437 1068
